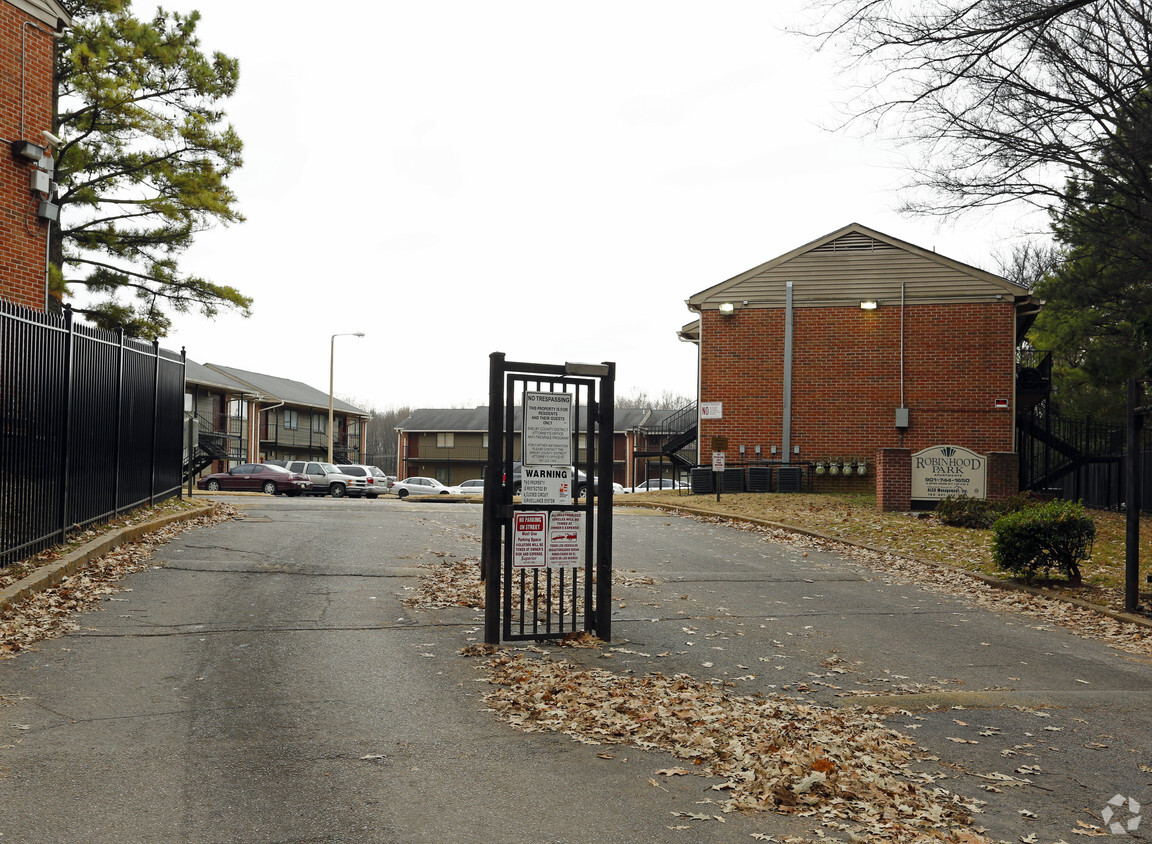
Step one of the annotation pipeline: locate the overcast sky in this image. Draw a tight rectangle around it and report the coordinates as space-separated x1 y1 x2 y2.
149 0 1040 413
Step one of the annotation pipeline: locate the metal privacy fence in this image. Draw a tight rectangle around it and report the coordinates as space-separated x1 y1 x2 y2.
0 301 186 567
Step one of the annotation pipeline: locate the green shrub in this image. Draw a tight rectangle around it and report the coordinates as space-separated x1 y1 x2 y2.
991 500 1096 584
998 491 1046 514
935 495 1002 529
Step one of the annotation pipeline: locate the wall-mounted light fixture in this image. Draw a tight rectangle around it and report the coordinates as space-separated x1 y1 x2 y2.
11 140 44 162
860 300 878 310
718 302 735 316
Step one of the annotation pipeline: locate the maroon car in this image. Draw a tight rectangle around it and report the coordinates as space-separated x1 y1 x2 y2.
197 463 312 496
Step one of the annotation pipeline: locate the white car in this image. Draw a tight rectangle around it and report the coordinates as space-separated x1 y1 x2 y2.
451 478 486 496
391 476 452 498
623 479 686 494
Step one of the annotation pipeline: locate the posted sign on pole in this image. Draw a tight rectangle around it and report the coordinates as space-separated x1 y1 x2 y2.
523 391 573 465
512 510 584 568
520 465 572 506
512 512 547 568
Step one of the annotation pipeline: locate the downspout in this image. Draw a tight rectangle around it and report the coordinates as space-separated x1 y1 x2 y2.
899 282 906 448
782 281 794 463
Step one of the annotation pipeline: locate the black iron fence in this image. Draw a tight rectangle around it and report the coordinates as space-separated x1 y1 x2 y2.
1 301 186 567
1017 404 1152 511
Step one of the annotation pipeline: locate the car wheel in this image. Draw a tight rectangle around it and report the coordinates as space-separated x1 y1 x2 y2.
397 488 409 499
262 481 278 495
576 485 588 499
512 483 522 495
330 483 346 498
206 480 221 491
440 490 448 494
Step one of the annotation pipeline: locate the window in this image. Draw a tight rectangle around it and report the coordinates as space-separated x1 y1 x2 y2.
284 409 299 430
483 433 489 448
437 432 454 448
227 398 248 420
313 414 326 434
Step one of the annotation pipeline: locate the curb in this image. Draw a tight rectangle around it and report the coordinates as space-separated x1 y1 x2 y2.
0 501 217 612
617 499 1152 632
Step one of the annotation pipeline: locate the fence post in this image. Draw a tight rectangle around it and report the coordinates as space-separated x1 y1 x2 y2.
1126 380 1144 613
150 339 160 505
113 327 125 515
57 305 75 545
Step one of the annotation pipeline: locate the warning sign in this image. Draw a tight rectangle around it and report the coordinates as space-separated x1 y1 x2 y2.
523 391 573 465
521 465 572 505
512 512 547 568
547 512 584 568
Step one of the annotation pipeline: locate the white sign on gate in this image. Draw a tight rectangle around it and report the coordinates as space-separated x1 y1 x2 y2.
546 511 584 568
911 445 987 500
523 391 573 465
512 511 547 568
521 465 572 505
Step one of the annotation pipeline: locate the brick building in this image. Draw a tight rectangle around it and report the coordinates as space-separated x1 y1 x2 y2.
0 0 69 310
680 223 1041 496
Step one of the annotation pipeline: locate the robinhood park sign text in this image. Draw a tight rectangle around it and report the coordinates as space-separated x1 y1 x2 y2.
911 445 986 500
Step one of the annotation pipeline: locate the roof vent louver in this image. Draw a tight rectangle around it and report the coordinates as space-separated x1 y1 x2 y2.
813 234 896 253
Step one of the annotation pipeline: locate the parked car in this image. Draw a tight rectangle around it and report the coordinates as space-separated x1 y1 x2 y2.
336 464 392 499
391 477 452 498
197 463 312 496
282 461 362 498
452 478 486 496
623 479 686 494
505 461 616 498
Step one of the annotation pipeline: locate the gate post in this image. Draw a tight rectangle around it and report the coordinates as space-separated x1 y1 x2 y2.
483 352 505 645
595 361 615 641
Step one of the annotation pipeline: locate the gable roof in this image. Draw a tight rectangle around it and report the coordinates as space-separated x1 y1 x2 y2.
686 222 1035 311
8 0 71 29
202 363 369 416
396 406 676 434
185 359 258 395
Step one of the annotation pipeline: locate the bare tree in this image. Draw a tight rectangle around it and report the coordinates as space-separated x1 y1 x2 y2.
615 389 692 410
808 0 1152 226
993 239 1064 291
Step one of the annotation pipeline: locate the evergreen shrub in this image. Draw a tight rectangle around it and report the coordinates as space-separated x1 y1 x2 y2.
991 500 1096 584
934 495 1002 529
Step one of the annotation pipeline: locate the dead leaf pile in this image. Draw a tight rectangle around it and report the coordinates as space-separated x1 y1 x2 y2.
402 557 657 612
0 504 239 658
481 653 990 842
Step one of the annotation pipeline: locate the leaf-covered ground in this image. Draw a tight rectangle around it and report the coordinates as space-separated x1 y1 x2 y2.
477 651 989 842
0 504 239 659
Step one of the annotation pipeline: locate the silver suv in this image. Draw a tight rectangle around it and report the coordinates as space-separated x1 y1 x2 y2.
283 461 362 498
336 464 392 499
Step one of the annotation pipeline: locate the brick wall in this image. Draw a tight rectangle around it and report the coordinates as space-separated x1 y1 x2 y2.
876 448 911 512
0 3 55 310
986 452 1019 502
698 301 1018 484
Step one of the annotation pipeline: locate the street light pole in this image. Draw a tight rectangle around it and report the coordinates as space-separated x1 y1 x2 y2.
329 332 365 463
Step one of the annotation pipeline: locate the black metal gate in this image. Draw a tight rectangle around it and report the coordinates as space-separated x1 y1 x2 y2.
482 353 614 644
